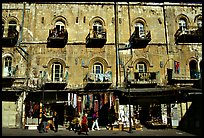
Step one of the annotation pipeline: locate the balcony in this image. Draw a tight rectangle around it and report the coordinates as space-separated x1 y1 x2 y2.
2 30 19 47
129 30 151 49
127 72 158 88
2 66 17 87
86 28 107 48
83 72 112 89
167 69 201 87
41 77 67 90
47 28 68 48
175 26 202 44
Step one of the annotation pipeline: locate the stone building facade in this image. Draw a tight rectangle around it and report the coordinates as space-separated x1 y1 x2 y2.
2 2 202 135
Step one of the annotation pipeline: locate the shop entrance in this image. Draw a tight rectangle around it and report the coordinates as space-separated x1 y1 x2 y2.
44 103 65 126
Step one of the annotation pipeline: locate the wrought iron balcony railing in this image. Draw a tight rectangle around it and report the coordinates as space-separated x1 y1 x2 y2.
129 30 151 48
86 28 107 47
84 72 112 83
47 28 68 48
2 30 19 47
175 26 202 43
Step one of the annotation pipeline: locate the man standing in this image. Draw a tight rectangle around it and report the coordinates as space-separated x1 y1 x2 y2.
53 111 59 132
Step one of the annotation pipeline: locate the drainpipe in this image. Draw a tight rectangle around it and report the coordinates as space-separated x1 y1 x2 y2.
115 2 119 88
162 3 169 55
127 2 133 133
127 2 133 56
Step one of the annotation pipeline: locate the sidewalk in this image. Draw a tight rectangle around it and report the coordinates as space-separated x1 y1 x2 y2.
2 126 196 136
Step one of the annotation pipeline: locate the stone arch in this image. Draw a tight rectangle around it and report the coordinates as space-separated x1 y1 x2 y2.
51 15 68 28
194 14 202 23
132 17 148 28
175 14 190 28
7 16 20 25
185 57 198 65
131 17 149 35
47 58 66 69
133 58 151 71
89 16 106 28
88 57 109 72
2 52 14 59
46 58 66 74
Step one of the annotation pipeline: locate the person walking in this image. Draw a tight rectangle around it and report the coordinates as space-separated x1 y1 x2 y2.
53 111 59 132
91 111 100 131
79 113 89 135
41 110 48 133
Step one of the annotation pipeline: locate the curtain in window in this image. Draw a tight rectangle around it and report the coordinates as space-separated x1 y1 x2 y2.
174 61 180 74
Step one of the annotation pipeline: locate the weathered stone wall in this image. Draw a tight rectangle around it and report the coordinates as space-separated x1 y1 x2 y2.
2 2 202 87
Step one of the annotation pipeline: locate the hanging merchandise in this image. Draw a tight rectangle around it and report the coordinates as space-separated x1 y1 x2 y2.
161 104 168 125
109 93 112 109
77 96 82 113
94 97 99 112
89 94 93 109
68 93 71 106
73 94 77 108
99 94 103 109
171 103 179 128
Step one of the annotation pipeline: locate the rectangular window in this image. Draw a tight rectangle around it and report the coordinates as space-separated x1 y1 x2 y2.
52 64 63 81
94 65 101 74
137 64 145 72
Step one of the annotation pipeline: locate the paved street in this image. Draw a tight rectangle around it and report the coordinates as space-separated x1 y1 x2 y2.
2 126 196 136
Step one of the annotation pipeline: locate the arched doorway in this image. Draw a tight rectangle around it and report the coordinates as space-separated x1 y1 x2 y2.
189 60 198 79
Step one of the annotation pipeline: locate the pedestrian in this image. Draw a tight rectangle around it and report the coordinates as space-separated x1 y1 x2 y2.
79 113 89 135
74 114 81 133
53 111 59 132
41 110 48 133
91 111 100 131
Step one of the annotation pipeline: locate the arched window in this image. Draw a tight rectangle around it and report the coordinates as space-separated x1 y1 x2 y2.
93 21 103 33
93 63 103 74
178 19 187 31
135 22 145 38
197 19 202 28
136 62 147 72
3 56 12 77
189 60 198 79
8 20 17 37
55 20 65 34
51 62 63 82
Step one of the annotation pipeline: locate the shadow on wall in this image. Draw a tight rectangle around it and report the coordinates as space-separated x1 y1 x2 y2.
178 96 202 136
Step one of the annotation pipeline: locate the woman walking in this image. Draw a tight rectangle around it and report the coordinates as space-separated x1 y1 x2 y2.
79 113 89 135
91 111 100 131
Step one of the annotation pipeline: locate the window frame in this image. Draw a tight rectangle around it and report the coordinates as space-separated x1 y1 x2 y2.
197 19 202 28
51 62 63 82
178 19 187 31
135 22 145 38
93 63 103 74
136 63 146 72
93 21 103 33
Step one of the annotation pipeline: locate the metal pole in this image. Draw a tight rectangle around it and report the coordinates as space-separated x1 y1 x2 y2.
128 85 132 133
114 2 119 88
126 68 132 133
